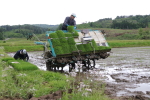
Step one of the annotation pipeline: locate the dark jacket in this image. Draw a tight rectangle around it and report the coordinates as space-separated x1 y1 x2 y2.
62 17 76 30
14 50 29 61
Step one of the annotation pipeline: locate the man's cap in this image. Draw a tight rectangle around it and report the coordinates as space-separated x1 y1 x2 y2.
71 13 76 17
22 49 27 54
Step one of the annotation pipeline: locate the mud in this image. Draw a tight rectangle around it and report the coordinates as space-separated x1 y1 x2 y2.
8 47 150 100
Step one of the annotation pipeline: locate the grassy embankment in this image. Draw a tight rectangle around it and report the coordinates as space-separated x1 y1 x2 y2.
0 38 111 100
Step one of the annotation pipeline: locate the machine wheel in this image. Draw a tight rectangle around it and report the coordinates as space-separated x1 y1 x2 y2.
87 59 95 69
46 61 53 71
69 63 75 72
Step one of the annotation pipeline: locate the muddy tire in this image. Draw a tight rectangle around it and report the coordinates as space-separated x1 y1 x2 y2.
46 61 52 71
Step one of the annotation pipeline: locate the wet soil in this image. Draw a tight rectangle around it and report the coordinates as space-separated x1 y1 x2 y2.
8 47 150 100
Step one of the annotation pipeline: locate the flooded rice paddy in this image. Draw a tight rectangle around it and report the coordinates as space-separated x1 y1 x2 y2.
8 47 150 99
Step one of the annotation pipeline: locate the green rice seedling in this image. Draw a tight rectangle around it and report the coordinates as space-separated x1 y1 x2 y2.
98 46 111 51
69 45 78 52
61 44 71 54
49 33 58 38
67 38 76 45
67 26 74 33
2 57 14 61
83 43 93 52
59 38 68 43
90 40 99 50
77 44 86 53
51 39 61 46
7 60 38 71
54 46 64 55
72 31 79 37
56 30 65 38
65 33 73 37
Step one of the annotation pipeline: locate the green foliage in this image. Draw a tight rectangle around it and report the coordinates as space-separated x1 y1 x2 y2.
0 28 4 40
139 28 143 36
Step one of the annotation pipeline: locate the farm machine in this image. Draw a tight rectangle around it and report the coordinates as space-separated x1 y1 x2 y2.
42 26 111 72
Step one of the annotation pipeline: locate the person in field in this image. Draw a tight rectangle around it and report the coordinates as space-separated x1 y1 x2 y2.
14 49 29 61
62 13 77 30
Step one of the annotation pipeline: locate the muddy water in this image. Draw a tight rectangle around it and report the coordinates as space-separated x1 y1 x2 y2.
8 47 150 99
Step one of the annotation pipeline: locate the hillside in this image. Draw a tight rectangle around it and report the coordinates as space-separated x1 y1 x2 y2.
1 14 150 39
32 24 58 30
77 15 150 29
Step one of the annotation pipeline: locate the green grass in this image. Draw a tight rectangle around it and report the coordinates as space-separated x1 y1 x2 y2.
108 40 150 48
0 47 69 99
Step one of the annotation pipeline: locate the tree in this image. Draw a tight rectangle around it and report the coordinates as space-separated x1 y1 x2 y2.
0 28 4 40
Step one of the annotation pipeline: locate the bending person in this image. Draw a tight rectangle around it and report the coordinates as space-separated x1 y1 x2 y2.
14 49 29 61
